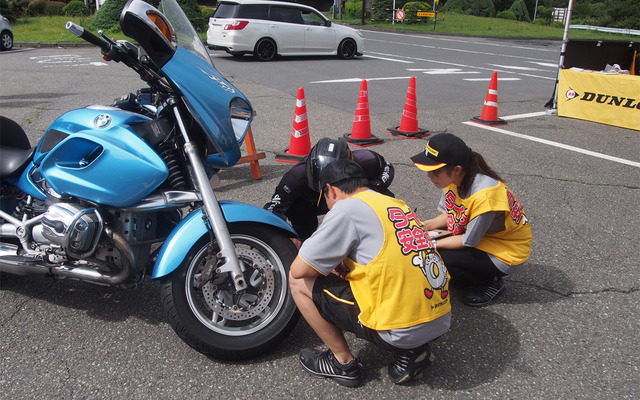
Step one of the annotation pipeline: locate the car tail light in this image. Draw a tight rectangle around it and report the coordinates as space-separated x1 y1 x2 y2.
224 20 249 30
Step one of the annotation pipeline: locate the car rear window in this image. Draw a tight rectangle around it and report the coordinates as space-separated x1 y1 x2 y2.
213 3 270 20
213 3 239 18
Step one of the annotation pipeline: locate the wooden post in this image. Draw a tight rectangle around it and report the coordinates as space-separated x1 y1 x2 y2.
238 126 266 179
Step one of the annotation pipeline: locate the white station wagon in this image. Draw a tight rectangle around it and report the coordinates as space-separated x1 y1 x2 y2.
207 0 364 61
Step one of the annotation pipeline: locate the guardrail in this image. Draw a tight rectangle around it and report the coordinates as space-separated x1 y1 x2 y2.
570 25 640 36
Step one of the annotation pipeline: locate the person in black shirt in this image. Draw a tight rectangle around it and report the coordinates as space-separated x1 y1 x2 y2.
264 138 394 241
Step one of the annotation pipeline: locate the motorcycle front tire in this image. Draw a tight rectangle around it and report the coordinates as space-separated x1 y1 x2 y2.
160 222 299 360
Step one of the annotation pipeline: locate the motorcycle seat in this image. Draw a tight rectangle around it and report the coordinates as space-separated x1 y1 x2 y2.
1 116 34 178
0 146 36 178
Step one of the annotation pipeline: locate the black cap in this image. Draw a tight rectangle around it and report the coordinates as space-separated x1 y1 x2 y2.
319 159 366 189
410 133 471 171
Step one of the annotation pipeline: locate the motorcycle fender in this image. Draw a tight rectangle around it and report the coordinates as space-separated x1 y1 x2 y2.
151 201 296 279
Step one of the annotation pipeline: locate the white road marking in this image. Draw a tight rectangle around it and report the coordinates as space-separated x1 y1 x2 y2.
526 61 559 68
311 76 414 83
29 54 108 67
489 64 544 71
408 68 481 74
363 55 414 63
362 30 559 53
367 51 556 81
463 77 521 81
463 119 640 168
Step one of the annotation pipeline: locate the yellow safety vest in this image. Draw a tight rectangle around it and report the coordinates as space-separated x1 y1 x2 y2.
344 191 451 331
443 181 532 265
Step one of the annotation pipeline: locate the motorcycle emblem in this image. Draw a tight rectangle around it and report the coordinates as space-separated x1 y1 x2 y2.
94 114 112 128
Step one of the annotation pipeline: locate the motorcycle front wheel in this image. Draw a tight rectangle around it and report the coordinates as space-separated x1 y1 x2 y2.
160 222 299 360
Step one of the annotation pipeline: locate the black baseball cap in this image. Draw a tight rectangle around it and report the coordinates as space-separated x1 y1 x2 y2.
319 159 366 188
411 133 471 171
316 159 366 205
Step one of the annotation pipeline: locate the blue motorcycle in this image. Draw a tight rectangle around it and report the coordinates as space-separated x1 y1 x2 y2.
0 0 299 360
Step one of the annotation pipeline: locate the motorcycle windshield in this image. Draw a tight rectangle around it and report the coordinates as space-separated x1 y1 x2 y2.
121 0 253 168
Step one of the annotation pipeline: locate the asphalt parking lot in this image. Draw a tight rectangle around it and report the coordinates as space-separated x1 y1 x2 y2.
1 46 639 399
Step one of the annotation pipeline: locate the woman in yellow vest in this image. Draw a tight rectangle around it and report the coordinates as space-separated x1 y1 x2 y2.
411 133 532 307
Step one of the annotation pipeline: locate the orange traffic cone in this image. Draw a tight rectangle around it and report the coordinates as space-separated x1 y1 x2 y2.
471 71 507 126
276 87 312 163
388 76 429 138
343 80 383 147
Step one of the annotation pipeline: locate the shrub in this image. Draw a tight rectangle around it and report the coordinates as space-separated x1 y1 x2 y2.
93 0 205 31
508 0 530 22
200 5 215 21
496 10 516 20
44 1 65 15
27 0 47 16
442 0 495 18
344 0 362 20
534 5 552 24
63 0 89 16
403 1 430 24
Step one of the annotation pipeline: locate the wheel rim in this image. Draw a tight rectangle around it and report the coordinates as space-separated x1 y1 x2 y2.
340 40 355 58
185 234 287 336
256 40 275 60
1 33 11 49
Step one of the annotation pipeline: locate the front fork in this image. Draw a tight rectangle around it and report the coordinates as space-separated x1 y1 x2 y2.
171 104 247 292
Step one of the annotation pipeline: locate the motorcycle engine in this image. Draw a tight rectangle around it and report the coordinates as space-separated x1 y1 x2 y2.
41 203 104 258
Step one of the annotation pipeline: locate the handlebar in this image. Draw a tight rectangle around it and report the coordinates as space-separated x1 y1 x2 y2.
66 21 111 53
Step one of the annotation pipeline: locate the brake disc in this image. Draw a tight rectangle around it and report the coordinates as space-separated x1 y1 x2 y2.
202 246 275 321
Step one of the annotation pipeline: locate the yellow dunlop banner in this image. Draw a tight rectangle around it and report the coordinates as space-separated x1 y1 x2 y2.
558 69 640 131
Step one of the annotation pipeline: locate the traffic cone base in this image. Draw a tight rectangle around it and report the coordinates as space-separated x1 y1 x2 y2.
277 87 311 163
470 71 507 126
275 149 306 163
343 132 383 147
470 115 507 126
387 126 429 139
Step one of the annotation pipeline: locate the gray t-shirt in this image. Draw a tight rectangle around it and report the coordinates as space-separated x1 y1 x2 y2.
300 190 451 349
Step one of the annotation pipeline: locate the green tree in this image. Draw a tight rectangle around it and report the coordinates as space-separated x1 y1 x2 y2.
509 0 530 21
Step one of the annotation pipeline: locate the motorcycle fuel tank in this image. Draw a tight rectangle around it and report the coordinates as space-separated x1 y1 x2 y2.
36 107 169 207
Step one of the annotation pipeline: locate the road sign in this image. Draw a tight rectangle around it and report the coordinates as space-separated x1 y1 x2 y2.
417 11 436 17
396 9 405 21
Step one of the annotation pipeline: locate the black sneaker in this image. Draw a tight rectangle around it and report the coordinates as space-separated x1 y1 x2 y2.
463 278 505 307
299 348 362 387
387 344 432 384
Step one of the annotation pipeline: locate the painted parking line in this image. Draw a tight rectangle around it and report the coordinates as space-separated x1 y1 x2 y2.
463 118 640 168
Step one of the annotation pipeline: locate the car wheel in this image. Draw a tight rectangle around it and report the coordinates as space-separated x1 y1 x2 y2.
254 38 276 61
1 31 12 51
337 38 356 59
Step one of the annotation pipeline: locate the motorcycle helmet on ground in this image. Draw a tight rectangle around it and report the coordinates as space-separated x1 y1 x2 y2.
306 138 353 191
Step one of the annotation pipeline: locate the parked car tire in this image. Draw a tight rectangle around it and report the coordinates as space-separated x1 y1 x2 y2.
1 30 12 51
337 38 356 59
254 38 277 61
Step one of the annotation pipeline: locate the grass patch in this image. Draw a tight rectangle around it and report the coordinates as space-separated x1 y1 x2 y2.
10 12 637 44
11 16 130 43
